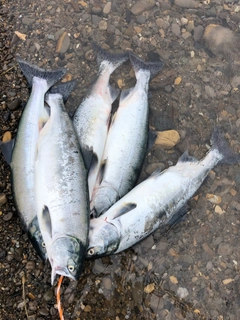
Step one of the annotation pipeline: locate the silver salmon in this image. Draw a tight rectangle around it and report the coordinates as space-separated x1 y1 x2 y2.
90 53 164 217
86 128 240 257
35 81 89 284
73 44 129 199
0 58 66 260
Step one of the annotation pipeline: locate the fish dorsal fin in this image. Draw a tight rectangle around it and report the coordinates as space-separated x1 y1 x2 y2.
42 205 52 238
113 203 137 219
109 84 120 102
119 87 134 102
0 138 15 165
177 151 197 163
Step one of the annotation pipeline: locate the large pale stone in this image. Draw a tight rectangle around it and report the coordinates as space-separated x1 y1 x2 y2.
154 130 180 149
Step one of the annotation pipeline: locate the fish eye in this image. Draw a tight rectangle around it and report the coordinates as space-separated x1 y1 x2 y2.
42 242 46 248
88 248 95 255
68 265 75 272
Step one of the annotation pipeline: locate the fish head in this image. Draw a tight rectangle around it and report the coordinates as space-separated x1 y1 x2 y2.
86 222 119 258
50 236 85 284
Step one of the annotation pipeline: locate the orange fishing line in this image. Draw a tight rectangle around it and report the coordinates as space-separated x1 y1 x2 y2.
57 275 64 320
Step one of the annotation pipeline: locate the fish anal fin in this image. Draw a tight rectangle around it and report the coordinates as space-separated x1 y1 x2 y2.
167 205 189 227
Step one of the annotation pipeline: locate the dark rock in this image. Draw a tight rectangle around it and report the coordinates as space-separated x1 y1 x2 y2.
8 98 21 111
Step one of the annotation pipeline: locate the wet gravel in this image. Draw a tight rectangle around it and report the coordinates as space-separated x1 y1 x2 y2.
0 0 240 319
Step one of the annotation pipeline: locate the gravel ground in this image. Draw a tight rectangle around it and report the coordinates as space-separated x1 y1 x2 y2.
0 0 240 319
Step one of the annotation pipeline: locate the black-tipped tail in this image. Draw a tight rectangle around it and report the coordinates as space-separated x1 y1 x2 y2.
92 42 129 70
129 52 164 79
48 80 77 103
16 56 66 88
211 127 240 165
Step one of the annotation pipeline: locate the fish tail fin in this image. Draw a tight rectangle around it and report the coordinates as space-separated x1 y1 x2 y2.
16 56 66 88
92 42 129 74
47 80 77 103
129 52 164 80
211 127 240 165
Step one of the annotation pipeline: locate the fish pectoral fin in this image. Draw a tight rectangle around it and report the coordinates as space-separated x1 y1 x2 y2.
97 159 107 185
0 138 15 165
42 205 52 238
178 151 197 163
88 152 98 176
81 145 94 172
113 202 137 219
109 84 120 102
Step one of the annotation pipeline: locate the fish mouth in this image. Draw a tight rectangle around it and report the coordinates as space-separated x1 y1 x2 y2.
51 265 76 285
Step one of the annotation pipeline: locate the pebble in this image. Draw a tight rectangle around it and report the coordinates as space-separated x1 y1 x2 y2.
154 130 180 149
54 28 65 41
171 23 180 36
203 24 235 56
150 294 163 313
131 0 156 15
43 289 53 302
205 85 216 98
0 193 7 205
3 212 13 221
174 0 198 9
193 25 204 42
55 32 70 53
144 283 155 293
137 15 146 24
22 17 35 25
103 2 111 15
84 305 91 312
218 243 233 256
8 98 21 111
25 261 36 270
27 315 36 320
39 307 49 316
176 287 189 299
206 194 222 204
99 20 108 31
2 131 11 142
170 276 178 284
102 277 112 290
92 15 102 25
92 5 102 15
